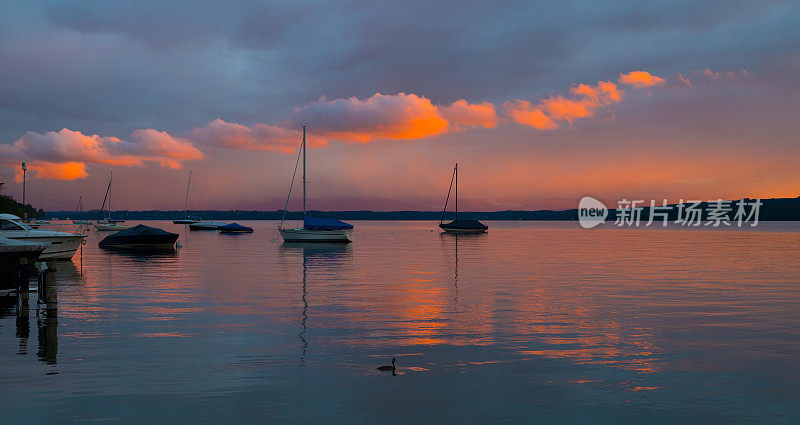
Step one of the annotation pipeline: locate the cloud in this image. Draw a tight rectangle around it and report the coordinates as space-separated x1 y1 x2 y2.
504 80 623 129
16 162 88 182
0 128 204 180
618 71 666 88
502 100 557 130
190 118 302 153
195 94 498 149
437 99 498 130
285 93 449 143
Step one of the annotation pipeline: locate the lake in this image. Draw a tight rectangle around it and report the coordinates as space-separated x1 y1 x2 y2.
2 221 799 424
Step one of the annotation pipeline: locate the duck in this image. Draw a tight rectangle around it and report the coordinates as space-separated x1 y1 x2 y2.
377 358 396 373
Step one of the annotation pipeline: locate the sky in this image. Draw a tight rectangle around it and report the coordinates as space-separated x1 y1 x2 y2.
0 0 798 212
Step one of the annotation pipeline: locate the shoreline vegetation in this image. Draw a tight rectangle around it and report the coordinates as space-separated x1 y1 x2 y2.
44 196 800 221
0 193 44 219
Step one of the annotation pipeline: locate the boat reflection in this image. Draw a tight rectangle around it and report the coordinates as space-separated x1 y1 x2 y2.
280 243 353 362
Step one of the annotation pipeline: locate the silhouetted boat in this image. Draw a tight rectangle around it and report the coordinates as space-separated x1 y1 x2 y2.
439 163 488 233
278 125 354 243
99 225 178 250
174 170 200 224
219 223 254 233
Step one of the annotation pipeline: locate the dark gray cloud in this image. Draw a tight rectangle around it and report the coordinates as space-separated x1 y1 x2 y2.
2 0 796 143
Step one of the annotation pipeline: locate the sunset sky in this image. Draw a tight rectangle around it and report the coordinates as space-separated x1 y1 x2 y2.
1 1 798 211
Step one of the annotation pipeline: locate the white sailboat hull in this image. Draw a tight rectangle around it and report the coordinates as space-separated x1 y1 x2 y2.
279 228 353 243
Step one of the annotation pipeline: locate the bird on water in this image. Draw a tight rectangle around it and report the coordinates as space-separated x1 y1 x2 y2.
377 358 396 373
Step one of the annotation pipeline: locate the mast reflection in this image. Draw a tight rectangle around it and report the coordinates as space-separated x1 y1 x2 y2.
279 242 352 363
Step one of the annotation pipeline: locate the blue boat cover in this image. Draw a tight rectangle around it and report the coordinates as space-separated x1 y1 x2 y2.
219 223 254 232
304 217 354 230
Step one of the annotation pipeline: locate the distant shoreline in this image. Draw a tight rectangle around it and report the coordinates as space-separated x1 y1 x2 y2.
44 196 800 221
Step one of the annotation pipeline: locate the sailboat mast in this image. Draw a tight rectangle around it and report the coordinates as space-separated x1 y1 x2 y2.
455 163 458 221
302 125 306 220
108 170 113 220
184 170 192 219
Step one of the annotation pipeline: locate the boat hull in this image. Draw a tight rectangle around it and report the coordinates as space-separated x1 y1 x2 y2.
440 227 487 234
3 235 85 260
173 219 199 224
279 228 353 243
94 224 134 231
189 222 226 230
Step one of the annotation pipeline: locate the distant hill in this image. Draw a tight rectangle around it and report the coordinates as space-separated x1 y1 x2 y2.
44 196 800 221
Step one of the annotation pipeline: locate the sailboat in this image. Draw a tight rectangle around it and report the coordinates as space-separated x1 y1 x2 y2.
71 195 91 224
439 163 488 233
94 170 133 231
174 171 200 224
278 125 354 243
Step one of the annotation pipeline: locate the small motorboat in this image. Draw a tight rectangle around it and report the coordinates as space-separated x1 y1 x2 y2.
189 221 227 230
99 225 179 250
173 218 199 224
219 223 254 233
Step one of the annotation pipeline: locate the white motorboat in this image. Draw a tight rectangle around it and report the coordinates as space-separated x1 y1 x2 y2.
188 221 227 230
278 125 354 243
0 214 86 260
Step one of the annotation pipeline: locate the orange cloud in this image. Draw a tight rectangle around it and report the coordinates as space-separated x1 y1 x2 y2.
286 93 449 143
504 80 623 129
618 71 666 88
502 100 557 129
14 162 88 181
194 95 497 150
437 99 498 130
190 118 304 153
0 128 204 180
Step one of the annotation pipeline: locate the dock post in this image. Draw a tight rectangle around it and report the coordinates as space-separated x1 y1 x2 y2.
18 261 30 302
37 260 58 314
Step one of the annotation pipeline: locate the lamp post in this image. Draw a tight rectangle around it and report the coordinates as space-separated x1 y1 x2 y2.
21 161 27 220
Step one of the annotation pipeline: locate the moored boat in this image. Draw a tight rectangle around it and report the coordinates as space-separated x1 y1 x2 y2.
99 225 179 250
219 223 254 233
0 214 86 260
189 221 227 230
278 125 354 243
438 163 488 234
173 171 200 224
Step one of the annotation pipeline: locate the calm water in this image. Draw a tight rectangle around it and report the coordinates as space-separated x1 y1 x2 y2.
2 221 800 424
